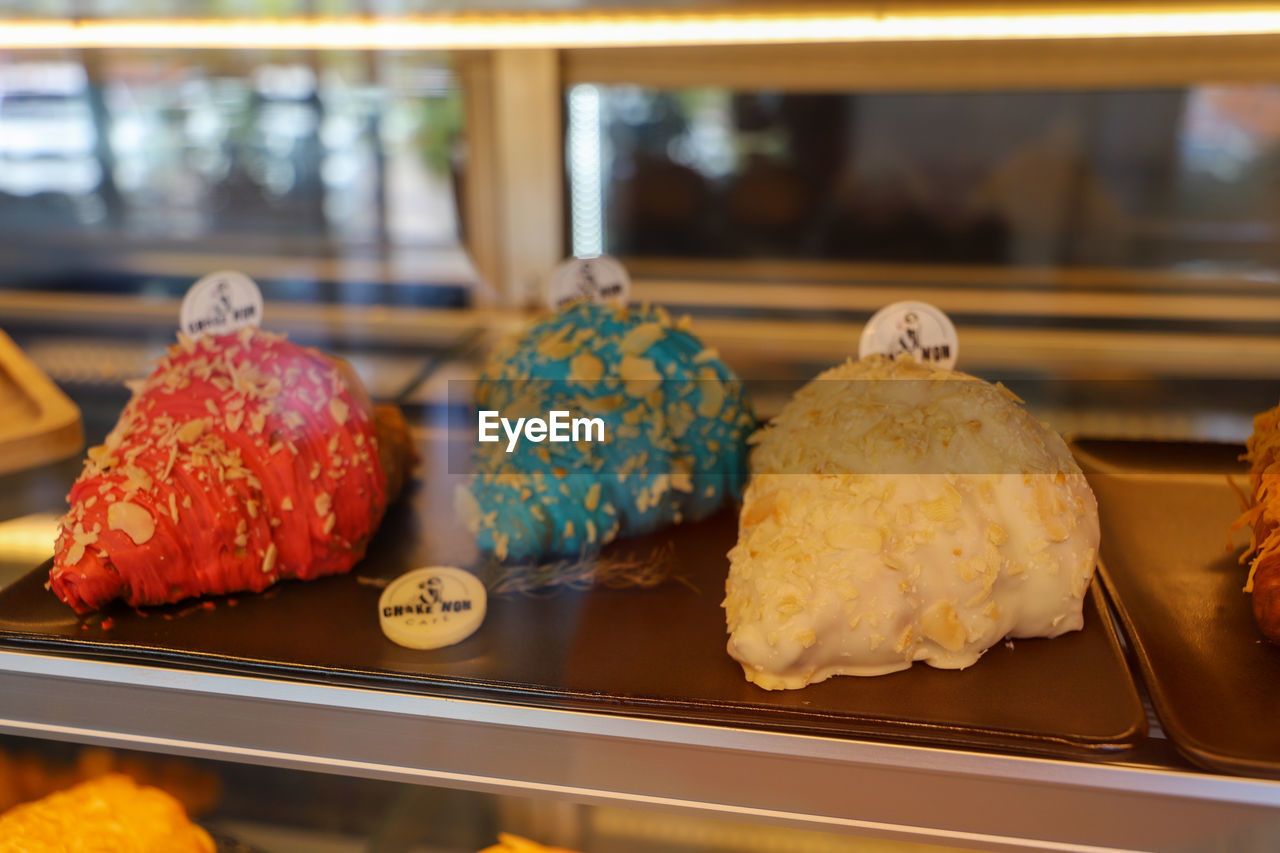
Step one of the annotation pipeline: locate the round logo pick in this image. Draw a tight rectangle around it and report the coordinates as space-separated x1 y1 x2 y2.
859 300 958 369
547 255 631 310
378 566 487 650
180 270 264 338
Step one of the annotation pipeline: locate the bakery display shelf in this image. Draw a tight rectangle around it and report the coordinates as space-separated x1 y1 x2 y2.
3 436 1278 851
1073 439 1280 780
0 646 1276 853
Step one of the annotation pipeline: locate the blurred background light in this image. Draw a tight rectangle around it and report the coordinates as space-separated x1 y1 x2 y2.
6 7 1280 51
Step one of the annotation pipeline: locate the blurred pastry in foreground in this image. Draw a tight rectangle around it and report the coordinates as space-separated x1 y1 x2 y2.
478 832 581 853
51 328 413 614
724 355 1100 689
0 746 219 817
0 773 214 852
1233 402 1280 643
458 300 754 563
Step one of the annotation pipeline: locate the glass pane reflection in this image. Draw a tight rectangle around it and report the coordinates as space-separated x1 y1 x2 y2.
0 50 463 291
575 84 1280 273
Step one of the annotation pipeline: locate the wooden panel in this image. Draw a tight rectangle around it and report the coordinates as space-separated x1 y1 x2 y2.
7 290 1280 378
631 279 1280 322
623 258 1280 293
565 35 1280 91
0 291 484 347
0 246 478 289
0 331 82 476
492 49 565 307
689 318 1280 377
459 50 565 308
458 52 504 304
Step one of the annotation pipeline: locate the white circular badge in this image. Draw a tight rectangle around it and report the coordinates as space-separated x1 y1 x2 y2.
859 301 958 369
547 255 631 310
179 270 264 338
378 566 487 650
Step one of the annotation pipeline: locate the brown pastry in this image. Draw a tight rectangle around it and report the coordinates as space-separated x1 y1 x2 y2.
0 747 219 817
0 773 214 852
1236 402 1280 643
1252 555 1280 643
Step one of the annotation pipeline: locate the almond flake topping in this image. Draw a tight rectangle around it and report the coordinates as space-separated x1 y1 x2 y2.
124 465 153 493
161 446 178 482
64 524 99 567
176 420 205 444
107 501 155 545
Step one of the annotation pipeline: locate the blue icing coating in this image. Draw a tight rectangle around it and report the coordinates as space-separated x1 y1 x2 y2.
460 301 755 562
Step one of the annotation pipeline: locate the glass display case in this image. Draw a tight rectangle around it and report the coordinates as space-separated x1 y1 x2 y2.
1 2 1280 850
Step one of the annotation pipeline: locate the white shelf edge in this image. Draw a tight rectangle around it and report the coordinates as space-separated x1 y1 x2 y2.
0 649 1277 852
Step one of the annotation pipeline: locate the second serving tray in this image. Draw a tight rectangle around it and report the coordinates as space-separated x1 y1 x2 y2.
1075 439 1280 779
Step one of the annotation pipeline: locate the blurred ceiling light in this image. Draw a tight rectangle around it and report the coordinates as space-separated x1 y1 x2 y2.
5 7 1280 50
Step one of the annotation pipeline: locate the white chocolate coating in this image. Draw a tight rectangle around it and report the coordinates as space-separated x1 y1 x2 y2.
723 356 1099 689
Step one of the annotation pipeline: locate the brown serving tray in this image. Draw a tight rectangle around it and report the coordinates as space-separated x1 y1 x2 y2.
1074 439 1280 778
0 469 1144 759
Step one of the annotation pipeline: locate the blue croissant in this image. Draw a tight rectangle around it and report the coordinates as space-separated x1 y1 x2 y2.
459 301 755 562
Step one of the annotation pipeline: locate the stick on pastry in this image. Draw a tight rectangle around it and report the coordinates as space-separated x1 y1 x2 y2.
0 774 214 853
51 328 413 614
1233 402 1280 643
724 355 1100 689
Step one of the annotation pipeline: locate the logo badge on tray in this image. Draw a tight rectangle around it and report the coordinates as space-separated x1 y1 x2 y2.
378 566 487 650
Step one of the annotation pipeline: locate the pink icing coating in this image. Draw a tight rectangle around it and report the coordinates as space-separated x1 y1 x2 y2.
50 328 387 614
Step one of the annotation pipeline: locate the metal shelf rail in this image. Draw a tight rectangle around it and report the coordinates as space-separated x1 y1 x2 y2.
0 649 1276 852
